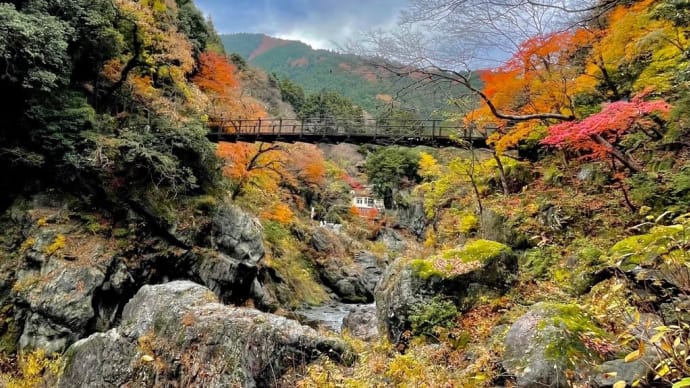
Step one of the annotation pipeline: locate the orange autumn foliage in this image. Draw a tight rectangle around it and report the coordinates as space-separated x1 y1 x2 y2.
192 51 265 121
216 142 327 232
285 143 326 189
260 203 295 224
192 51 238 95
466 29 596 153
217 142 285 197
216 141 328 200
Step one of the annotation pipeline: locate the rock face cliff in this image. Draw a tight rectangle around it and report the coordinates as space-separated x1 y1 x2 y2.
59 281 346 388
0 194 271 355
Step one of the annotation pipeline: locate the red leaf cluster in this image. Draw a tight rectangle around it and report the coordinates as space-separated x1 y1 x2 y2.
542 93 671 160
342 174 364 190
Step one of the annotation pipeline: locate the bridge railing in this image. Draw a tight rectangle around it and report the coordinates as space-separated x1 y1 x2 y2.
207 118 491 140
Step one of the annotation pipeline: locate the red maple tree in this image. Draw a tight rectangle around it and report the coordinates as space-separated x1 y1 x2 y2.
541 92 671 172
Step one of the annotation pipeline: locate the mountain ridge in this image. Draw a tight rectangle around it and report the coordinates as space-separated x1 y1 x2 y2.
221 33 476 116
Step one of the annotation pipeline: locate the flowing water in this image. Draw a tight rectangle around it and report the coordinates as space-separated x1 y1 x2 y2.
295 302 375 333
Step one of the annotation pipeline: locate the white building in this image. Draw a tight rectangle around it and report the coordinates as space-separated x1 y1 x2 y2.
352 196 385 210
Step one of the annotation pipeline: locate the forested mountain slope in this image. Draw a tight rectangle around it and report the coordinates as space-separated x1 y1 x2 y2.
221 33 478 116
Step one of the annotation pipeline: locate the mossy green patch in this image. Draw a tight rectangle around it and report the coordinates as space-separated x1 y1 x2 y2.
441 240 511 263
537 303 609 365
409 259 441 279
409 297 459 339
609 224 684 269
411 239 511 279
520 247 559 279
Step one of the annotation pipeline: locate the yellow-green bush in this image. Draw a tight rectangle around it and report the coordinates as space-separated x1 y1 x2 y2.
0 349 62 388
458 213 479 235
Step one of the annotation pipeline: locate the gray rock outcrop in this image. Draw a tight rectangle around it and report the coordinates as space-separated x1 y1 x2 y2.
503 302 608 387
16 262 105 353
308 227 385 303
394 202 426 238
4 197 269 354
59 281 347 388
208 204 265 262
11 215 112 353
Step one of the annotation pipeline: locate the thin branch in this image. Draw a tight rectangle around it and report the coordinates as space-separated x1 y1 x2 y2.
381 63 575 122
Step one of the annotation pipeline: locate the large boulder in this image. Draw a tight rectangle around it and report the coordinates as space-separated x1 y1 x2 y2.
59 281 347 388
15 262 105 353
10 213 112 353
176 248 260 305
376 240 517 344
342 304 379 341
354 251 384 296
503 302 609 387
181 203 269 306
318 251 383 303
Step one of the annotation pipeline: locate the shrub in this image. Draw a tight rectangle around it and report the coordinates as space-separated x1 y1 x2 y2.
458 213 479 235
0 349 63 388
409 297 459 339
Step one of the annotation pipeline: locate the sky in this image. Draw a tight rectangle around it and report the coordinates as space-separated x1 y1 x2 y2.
194 0 406 50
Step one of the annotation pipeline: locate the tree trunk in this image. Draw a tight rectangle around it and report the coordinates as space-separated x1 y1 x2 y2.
592 134 642 173
466 147 483 215
468 173 483 215
493 152 510 195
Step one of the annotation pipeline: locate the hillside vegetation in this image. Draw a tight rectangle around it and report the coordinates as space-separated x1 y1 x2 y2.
221 33 479 117
2 0 690 387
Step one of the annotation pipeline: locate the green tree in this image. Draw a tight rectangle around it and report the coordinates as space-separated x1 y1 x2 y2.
0 3 73 92
364 147 421 208
176 0 214 56
277 77 306 112
299 91 363 121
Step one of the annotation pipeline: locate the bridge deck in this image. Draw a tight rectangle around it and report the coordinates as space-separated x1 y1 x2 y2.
206 118 488 148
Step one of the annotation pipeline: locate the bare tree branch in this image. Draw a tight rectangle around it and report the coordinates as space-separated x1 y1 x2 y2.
382 63 575 122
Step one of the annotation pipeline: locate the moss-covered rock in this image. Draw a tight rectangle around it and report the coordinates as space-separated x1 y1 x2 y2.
376 239 517 345
410 239 511 279
478 209 528 247
503 302 610 387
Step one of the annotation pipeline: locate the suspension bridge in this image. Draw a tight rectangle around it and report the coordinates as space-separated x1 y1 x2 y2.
206 118 490 148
